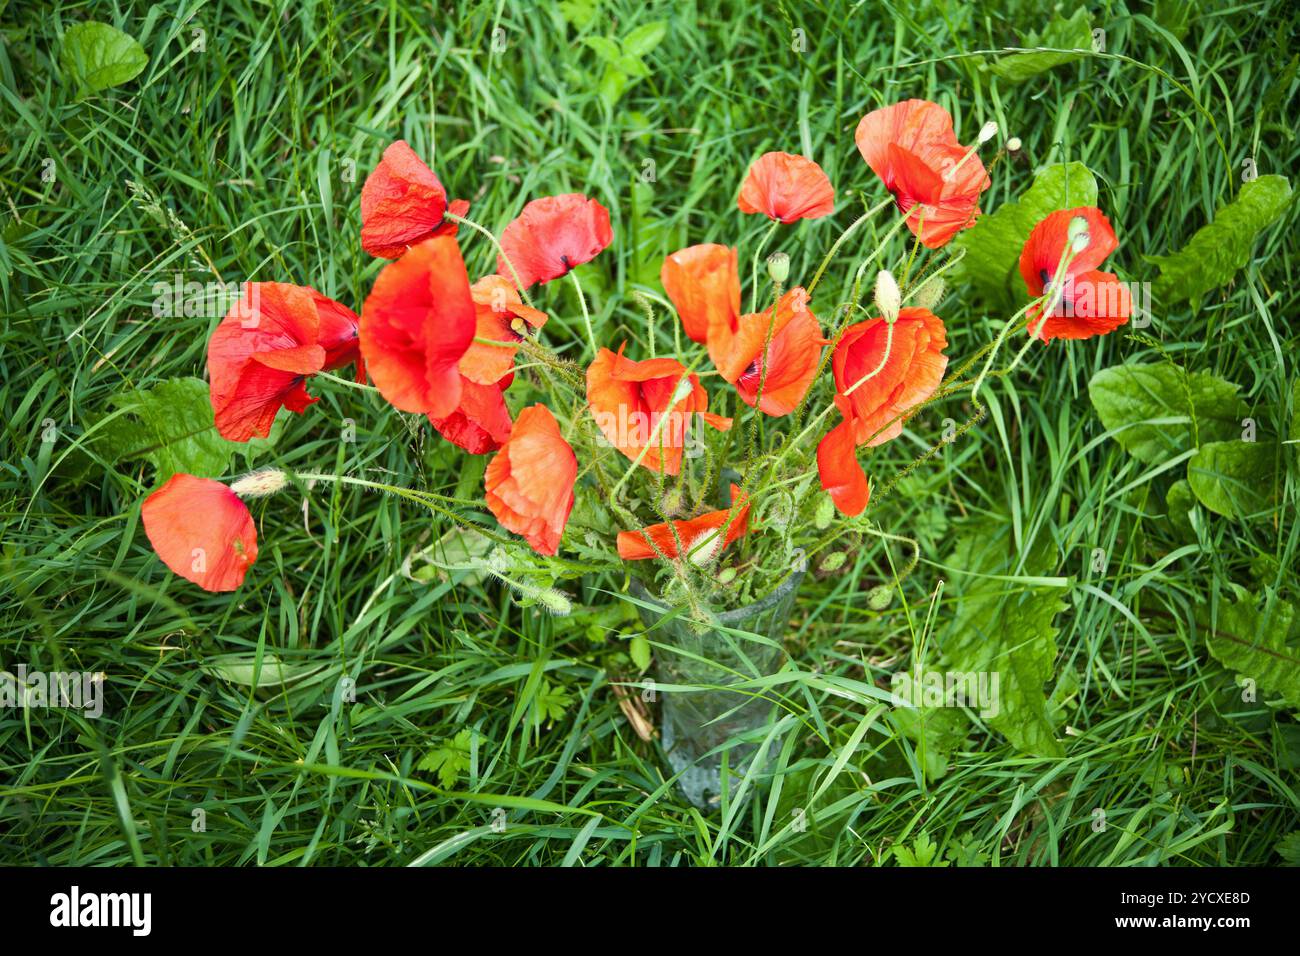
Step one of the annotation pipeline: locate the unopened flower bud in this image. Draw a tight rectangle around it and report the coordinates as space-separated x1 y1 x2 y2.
874 269 901 323
670 375 695 405
536 587 572 616
866 585 893 610
230 468 287 498
913 275 945 311
717 567 737 585
814 495 835 530
766 251 790 284
1068 215 1091 254
977 121 999 145
819 551 847 573
1006 136 1022 153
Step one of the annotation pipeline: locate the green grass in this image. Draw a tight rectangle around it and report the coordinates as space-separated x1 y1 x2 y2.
2 0 1298 866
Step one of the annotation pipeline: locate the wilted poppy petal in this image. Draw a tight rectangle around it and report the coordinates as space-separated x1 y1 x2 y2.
359 236 476 418
816 411 870 517
497 193 613 288
429 374 514 454
737 151 835 223
141 474 257 592
361 141 468 259
484 404 577 555
616 484 750 561
832 307 948 447
460 275 549 385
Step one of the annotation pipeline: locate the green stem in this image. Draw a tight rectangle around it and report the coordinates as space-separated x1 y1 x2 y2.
570 268 596 358
445 211 534 308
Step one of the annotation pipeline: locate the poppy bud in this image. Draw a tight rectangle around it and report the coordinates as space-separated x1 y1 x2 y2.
1006 137 1022 153
977 121 999 145
670 375 696 406
1068 215 1091 254
686 531 724 568
819 551 847 573
874 269 901 324
717 567 737 585
866 584 892 610
913 275 945 311
814 495 835 530
230 468 287 499
766 252 790 284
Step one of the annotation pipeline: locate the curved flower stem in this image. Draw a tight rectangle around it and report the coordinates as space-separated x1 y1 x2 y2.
748 220 781 313
444 211 534 308
317 372 380 393
807 197 894 297
969 240 1077 403
569 268 596 358
842 320 895 396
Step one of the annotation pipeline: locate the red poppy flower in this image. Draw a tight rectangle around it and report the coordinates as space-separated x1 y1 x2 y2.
360 140 469 259
660 243 740 345
1019 206 1131 341
484 404 577 555
312 290 366 383
816 398 871 517
459 275 549 385
497 193 613 288
734 288 826 416
617 484 751 561
208 283 335 442
661 244 825 406
854 99 990 249
359 235 476 418
141 473 257 592
737 151 835 223
429 373 513 454
586 345 732 476
832 307 948 447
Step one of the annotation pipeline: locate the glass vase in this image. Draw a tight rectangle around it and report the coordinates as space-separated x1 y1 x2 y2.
629 571 804 809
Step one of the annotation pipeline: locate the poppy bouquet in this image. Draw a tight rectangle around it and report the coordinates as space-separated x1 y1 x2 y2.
141 99 1129 626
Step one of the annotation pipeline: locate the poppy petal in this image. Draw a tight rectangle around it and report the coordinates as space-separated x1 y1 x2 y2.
616 484 750 561
359 235 476 418
484 404 577 555
429 374 514 454
141 474 257 592
361 140 466 259
460 275 550 385
661 244 741 344
737 151 835 223
734 288 824 416
816 414 871 517
497 193 613 288
208 282 327 442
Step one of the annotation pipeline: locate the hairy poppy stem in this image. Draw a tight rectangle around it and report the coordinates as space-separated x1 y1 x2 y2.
970 240 1078 403
806 197 894 297
748 220 781 314
445 211 535 309
569 269 597 358
317 371 379 392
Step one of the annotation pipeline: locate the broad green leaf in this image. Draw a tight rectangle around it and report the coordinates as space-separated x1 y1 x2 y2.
621 21 668 58
989 8 1093 83
887 705 969 779
583 36 623 66
1187 440 1278 518
1165 479 1197 539
936 525 1068 758
1201 591 1300 709
628 633 651 671
60 21 148 96
1150 175 1292 308
96 376 263 482
1088 363 1248 464
949 161 1098 307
